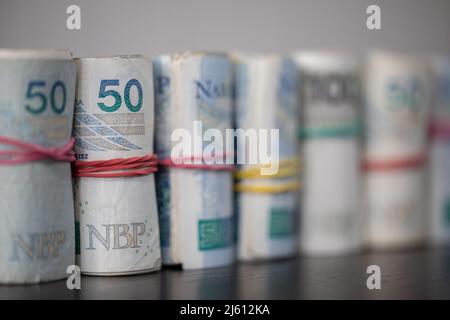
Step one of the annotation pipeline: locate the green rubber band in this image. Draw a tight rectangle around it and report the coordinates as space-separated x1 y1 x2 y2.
299 122 362 139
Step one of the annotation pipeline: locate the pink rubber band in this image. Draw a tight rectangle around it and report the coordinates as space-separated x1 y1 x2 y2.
73 153 235 178
430 120 450 140
73 155 159 178
0 136 75 165
363 152 427 172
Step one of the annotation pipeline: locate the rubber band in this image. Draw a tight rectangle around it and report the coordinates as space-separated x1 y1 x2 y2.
73 155 159 178
363 153 427 172
74 153 235 178
235 181 301 194
299 122 361 139
234 158 300 179
234 156 301 193
429 120 450 140
0 136 75 165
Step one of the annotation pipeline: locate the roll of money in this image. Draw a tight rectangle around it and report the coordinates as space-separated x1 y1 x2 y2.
429 56 450 244
153 52 235 269
73 56 161 275
0 49 76 284
294 52 362 255
233 54 300 261
364 52 432 249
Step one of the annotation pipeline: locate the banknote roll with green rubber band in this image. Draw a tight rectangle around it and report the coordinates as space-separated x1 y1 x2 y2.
294 51 363 255
0 49 76 284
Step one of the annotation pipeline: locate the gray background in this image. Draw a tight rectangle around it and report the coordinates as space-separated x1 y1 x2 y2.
0 0 449 57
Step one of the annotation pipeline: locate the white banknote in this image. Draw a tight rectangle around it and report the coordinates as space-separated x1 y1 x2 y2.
294 51 362 255
233 54 300 261
73 56 161 275
153 52 235 269
364 51 432 248
429 56 450 244
0 49 76 283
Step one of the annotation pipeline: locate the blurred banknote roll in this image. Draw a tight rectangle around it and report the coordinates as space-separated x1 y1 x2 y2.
233 54 300 261
0 49 76 283
153 52 235 269
73 56 161 275
429 56 450 244
364 52 432 249
294 52 362 255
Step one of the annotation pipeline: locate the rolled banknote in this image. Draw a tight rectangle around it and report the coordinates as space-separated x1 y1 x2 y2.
73 55 161 275
153 52 235 269
294 51 362 255
0 49 76 284
233 54 300 261
364 51 432 249
429 56 450 244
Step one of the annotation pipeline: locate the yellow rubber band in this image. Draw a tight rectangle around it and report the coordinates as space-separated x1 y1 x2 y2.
234 156 301 193
234 157 301 179
234 181 301 193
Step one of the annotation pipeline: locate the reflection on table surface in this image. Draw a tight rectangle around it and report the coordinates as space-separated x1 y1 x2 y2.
1 246 450 300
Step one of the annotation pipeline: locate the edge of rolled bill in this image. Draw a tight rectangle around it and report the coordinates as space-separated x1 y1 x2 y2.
429 56 450 244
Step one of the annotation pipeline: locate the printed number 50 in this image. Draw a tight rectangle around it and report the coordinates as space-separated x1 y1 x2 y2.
25 81 66 114
97 79 143 113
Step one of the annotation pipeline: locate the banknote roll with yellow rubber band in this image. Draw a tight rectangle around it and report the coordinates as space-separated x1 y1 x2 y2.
233 54 300 261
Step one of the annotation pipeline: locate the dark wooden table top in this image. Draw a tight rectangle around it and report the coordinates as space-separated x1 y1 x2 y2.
1 246 450 299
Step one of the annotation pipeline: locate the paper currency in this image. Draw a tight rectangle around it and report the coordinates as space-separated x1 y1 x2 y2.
233 54 300 260
153 52 235 269
364 51 432 249
429 56 450 244
294 52 362 255
0 49 76 283
73 56 161 275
